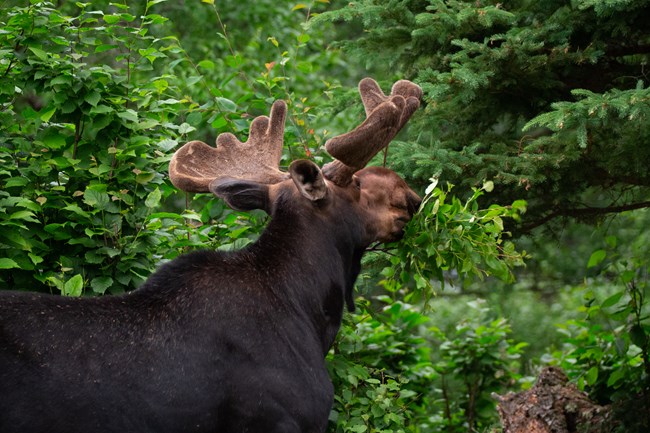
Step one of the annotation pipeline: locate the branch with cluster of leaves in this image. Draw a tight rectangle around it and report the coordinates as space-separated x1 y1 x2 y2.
379 179 528 301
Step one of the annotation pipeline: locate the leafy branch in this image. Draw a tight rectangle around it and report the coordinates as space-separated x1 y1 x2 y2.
380 179 528 301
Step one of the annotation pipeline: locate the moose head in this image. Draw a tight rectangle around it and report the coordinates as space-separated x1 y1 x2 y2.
168 78 422 247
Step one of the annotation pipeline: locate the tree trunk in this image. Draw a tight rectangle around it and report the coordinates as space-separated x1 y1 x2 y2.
495 367 615 433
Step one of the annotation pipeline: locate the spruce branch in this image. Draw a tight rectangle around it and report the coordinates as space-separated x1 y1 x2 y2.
521 200 650 232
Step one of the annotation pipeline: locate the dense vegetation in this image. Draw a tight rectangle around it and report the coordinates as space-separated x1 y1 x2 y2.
1 1 648 432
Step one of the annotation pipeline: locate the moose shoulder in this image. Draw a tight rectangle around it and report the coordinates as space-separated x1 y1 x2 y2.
0 78 422 433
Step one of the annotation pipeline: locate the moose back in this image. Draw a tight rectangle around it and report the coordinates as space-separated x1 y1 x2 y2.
0 78 422 433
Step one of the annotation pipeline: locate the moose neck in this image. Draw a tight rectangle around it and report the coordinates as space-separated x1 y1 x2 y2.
248 200 366 353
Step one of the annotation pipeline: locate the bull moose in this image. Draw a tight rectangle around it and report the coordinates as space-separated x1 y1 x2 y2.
0 78 422 433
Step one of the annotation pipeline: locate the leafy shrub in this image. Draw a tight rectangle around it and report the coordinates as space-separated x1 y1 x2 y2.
327 298 529 433
544 236 650 432
427 299 528 433
327 299 434 433
0 0 329 294
0 1 196 293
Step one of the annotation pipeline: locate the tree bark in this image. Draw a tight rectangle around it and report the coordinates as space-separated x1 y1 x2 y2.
494 367 615 433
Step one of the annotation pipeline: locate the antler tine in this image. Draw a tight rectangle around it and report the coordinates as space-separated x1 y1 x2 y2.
323 78 422 186
169 100 290 193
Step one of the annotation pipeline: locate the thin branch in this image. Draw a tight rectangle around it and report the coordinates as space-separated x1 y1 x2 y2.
365 242 396 255
520 200 650 232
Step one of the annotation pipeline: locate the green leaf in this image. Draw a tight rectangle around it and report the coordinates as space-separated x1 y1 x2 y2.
145 187 162 209
40 108 56 122
606 367 627 388
225 55 242 68
601 291 624 308
157 139 179 151
84 91 101 107
621 270 636 284
178 122 196 134
215 97 237 112
211 116 228 129
85 250 104 264
136 172 155 184
148 212 184 220
117 109 138 122
63 274 84 297
296 61 313 73
1 230 32 250
587 249 606 268
0 258 20 269
9 210 39 223
90 105 114 114
83 188 110 210
42 130 67 149
629 325 648 349
63 204 91 219
585 366 599 386
197 59 215 70
91 276 113 294
95 44 118 53
28 253 43 265
68 237 97 247
50 75 71 86
103 14 121 24
4 177 29 188
28 46 48 61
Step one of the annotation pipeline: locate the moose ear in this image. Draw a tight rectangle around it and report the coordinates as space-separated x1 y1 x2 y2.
289 160 328 201
209 178 270 213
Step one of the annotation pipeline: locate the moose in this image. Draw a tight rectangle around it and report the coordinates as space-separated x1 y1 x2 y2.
0 78 422 433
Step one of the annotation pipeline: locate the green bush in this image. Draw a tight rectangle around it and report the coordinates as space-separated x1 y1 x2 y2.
427 299 528 433
0 1 195 293
327 298 528 432
544 234 650 432
328 299 435 432
0 0 337 294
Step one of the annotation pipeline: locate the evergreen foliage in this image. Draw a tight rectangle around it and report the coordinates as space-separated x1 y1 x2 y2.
314 0 650 231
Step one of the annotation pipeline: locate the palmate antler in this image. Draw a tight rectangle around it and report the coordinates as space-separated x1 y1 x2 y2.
169 78 421 192
169 100 289 192
322 78 423 185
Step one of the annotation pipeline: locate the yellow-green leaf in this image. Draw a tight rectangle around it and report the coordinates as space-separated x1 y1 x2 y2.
40 108 56 122
0 258 20 269
63 274 84 297
145 187 162 209
587 249 606 268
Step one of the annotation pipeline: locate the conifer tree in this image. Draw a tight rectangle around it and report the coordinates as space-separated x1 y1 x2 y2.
315 0 650 232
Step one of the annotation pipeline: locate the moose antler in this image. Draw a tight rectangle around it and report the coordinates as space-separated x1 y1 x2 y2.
169 78 421 193
169 100 289 192
322 78 422 186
